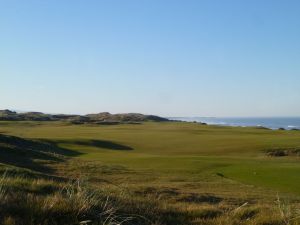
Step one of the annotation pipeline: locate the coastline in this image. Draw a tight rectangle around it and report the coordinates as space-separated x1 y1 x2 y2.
169 117 300 130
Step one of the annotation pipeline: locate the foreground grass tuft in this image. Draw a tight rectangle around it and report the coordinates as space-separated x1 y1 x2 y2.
0 173 191 225
0 173 133 225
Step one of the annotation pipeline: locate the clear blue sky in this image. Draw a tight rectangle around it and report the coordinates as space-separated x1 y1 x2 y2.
1 0 300 117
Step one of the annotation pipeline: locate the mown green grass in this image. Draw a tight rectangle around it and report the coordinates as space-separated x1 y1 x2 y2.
1 121 300 224
2 121 299 192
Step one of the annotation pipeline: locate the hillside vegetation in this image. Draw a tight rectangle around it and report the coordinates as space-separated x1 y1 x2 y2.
0 121 300 224
0 110 168 123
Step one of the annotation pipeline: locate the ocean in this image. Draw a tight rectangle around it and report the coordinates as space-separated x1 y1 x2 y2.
169 117 300 130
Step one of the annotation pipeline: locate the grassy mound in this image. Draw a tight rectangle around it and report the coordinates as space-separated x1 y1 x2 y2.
265 147 300 157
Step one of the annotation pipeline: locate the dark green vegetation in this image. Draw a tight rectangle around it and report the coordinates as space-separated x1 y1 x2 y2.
0 120 300 225
0 110 168 123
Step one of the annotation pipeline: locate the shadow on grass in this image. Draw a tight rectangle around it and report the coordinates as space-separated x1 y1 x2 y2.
53 139 134 151
0 134 133 178
0 134 81 174
178 193 223 204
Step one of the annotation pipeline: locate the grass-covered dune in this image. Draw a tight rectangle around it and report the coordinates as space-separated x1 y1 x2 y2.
0 110 168 123
0 121 300 224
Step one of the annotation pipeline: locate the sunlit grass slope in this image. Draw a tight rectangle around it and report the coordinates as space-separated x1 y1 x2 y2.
1 121 300 194
1 121 300 224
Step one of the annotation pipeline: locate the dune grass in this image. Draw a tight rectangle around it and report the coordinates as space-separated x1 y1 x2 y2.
0 121 300 224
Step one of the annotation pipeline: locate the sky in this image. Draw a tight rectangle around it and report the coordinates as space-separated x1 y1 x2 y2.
1 0 300 117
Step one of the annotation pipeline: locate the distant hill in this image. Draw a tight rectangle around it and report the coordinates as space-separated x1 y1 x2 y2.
0 110 169 123
86 112 169 123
